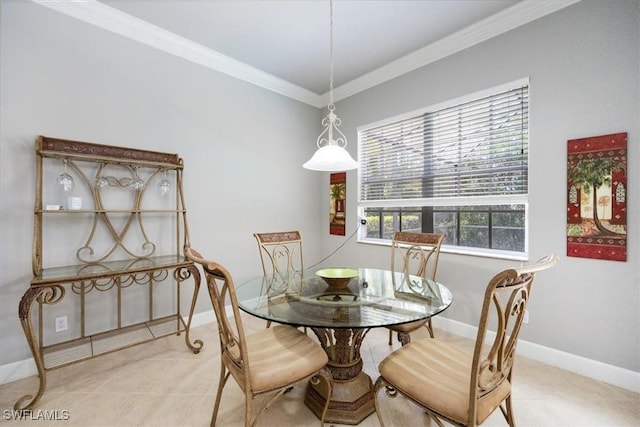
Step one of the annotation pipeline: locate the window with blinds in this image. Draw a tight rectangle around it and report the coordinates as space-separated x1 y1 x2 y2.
358 81 529 256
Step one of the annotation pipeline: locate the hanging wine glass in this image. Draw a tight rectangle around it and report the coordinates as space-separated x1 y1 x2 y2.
95 176 109 189
56 159 74 192
95 164 110 189
159 170 171 196
130 167 145 191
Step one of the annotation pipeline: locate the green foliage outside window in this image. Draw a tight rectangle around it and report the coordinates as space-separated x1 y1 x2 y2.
366 204 525 252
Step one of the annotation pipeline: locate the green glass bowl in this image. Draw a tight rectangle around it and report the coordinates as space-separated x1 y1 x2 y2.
316 268 359 289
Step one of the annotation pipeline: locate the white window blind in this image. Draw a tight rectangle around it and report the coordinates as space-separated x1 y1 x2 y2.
359 85 529 205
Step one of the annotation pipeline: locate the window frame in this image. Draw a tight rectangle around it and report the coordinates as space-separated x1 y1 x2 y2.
356 79 530 261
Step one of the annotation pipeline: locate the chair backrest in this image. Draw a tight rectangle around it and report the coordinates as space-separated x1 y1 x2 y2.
254 230 303 276
391 232 445 280
468 254 558 423
184 248 251 385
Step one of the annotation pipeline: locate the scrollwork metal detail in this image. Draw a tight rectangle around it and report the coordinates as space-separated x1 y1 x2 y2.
36 285 65 306
19 286 63 320
63 161 166 264
173 266 192 282
150 269 168 283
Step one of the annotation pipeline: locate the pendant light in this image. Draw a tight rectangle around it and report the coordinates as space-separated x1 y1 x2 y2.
303 0 358 171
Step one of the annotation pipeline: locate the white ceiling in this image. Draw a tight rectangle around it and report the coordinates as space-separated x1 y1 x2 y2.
101 0 519 94
33 0 580 106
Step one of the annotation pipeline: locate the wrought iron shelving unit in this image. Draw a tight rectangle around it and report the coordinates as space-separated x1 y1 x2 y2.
15 136 202 411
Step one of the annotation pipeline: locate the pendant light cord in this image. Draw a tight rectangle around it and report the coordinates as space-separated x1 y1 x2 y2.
306 0 360 264
328 0 335 110
307 220 365 270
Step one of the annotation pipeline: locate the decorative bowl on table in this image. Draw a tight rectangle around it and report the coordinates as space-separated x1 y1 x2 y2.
315 268 359 290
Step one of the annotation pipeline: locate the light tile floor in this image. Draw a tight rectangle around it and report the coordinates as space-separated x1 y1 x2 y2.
1 315 638 426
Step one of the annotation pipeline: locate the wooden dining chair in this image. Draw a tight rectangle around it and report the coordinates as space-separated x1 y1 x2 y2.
386 231 445 345
374 254 558 427
184 247 332 427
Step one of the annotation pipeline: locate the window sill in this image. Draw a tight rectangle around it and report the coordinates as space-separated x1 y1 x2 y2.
356 238 529 262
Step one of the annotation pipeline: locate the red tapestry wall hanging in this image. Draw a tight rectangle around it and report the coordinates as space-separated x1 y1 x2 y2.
567 132 627 261
329 172 346 236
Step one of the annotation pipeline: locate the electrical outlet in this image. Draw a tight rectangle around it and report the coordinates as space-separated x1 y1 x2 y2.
55 316 68 333
523 309 529 324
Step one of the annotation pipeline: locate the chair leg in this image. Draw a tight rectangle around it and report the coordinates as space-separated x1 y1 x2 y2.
373 376 390 427
425 318 435 338
425 411 447 427
398 331 411 346
315 367 333 427
252 388 288 426
500 395 516 427
245 393 253 427
389 330 411 346
211 365 230 426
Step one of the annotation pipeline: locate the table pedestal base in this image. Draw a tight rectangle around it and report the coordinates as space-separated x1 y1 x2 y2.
305 371 374 425
305 327 376 424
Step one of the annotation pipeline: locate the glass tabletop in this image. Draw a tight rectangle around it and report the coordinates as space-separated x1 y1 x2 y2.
235 267 453 329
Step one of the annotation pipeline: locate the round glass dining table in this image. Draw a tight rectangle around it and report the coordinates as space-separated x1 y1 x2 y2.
236 267 453 425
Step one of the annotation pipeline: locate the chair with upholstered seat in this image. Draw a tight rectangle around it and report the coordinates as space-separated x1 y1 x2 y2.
185 247 332 427
386 231 445 346
374 254 558 427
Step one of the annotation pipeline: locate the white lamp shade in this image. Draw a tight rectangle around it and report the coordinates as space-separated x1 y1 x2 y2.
303 145 358 171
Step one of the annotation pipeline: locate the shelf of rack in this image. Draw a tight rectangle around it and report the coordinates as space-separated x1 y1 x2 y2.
43 315 185 369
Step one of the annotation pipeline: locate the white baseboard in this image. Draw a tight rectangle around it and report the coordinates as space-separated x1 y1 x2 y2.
188 310 216 329
0 358 37 386
431 316 640 394
2 312 638 394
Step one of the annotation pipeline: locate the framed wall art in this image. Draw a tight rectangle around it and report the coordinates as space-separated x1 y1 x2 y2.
567 132 627 261
329 172 346 236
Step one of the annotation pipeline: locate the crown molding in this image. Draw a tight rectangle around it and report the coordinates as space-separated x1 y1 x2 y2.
32 0 581 108
328 0 582 103
31 0 322 107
